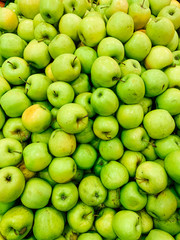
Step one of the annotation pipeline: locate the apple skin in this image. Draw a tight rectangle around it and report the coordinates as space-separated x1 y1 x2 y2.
120 59 142 77
0 205 34 240
145 229 175 240
112 210 142 240
0 107 5 131
0 8 18 33
0 201 15 215
93 156 108 177
164 150 180 184
17 19 35 42
0 166 25 203
149 0 171 16
75 119 95 144
18 0 40 19
33 207 64 240
143 109 175 139
167 30 179 52
104 188 121 209
48 129 76 157
164 65 180 88
135 161 168 195
0 77 11 100
78 232 103 240
137 209 153 235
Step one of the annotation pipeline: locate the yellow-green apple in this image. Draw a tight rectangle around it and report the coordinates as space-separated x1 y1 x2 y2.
48 34 76 59
0 166 25 202
141 69 169 97
78 15 106 47
116 104 144 129
2 57 31 85
135 161 168 194
78 232 102 240
104 188 120 209
156 88 180 115
158 5 180 29
164 65 180 88
149 0 171 16
164 150 180 184
0 8 18 33
112 210 142 240
120 150 146 177
144 46 173 69
5 2 20 15
0 33 27 59
62 225 79 240
33 13 45 28
137 210 153 234
33 207 64 240
17 19 34 42
38 167 56 186
1 89 31 117
0 77 11 100
2 118 31 142
48 129 76 157
57 103 88 134
91 56 121 88
167 30 179 51
97 37 125 63
172 50 180 66
23 39 51 69
48 157 77 183
45 63 56 82
59 13 82 42
67 202 94 233
51 182 78 211
0 138 22 168
78 175 107 206
93 156 108 177
18 0 40 19
51 53 81 82
21 177 52 209
125 31 152 61
120 181 147 211
145 229 175 240
0 201 15 215
141 141 158 161
93 115 119 140
22 104 52 133
63 0 88 17
0 205 33 240
99 137 124 161
74 46 97 74
175 114 180 129
40 0 64 24
104 0 129 18
75 119 95 144
34 22 57 45
0 107 5 131
100 161 129 189
120 59 142 77
106 11 134 43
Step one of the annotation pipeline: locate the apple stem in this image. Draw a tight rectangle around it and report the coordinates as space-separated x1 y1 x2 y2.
7 61 16 69
143 139 157 148
141 0 146 8
72 56 77 67
12 151 22 154
83 211 92 219
18 77 30 85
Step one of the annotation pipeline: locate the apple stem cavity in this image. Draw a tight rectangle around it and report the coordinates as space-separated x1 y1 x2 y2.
7 61 16 69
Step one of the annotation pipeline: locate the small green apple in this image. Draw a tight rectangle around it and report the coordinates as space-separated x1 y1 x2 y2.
18 0 40 19
145 229 175 240
75 119 95 144
120 59 142 77
164 65 180 88
0 8 18 33
104 188 121 209
34 22 57 45
137 209 153 235
17 19 34 42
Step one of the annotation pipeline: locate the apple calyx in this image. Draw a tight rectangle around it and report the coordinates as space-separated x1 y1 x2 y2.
102 131 112 139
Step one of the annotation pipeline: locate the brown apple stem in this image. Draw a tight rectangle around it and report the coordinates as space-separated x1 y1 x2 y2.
72 56 77 67
53 90 58 97
17 131 23 143
143 139 157 148
141 0 146 8
7 61 16 69
83 211 92 219
12 151 22 154
18 77 30 85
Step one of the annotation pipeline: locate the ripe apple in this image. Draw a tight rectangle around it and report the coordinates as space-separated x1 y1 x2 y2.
149 0 171 16
167 30 179 51
75 119 95 144
17 19 35 42
145 229 175 240
164 65 180 88
104 188 121 209
63 0 88 17
137 209 153 235
0 8 18 33
18 0 40 19
38 167 56 187
93 156 108 177
172 51 180 66
33 13 45 28
120 59 142 77
0 107 5 131
34 22 57 45
78 232 102 240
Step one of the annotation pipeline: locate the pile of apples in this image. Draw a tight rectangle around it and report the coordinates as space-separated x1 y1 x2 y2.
0 0 180 239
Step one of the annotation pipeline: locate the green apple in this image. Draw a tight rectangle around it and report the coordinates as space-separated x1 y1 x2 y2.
48 33 76 59
143 109 175 139
38 166 56 186
90 87 119 116
67 202 94 233
71 73 91 95
112 210 142 240
33 13 45 28
48 157 77 183
99 137 124 161
141 69 169 97
22 104 52 133
2 57 31 85
172 51 180 66
33 100 53 111
116 104 144 129
0 201 15 215
164 65 180 88
34 22 57 45
144 46 173 69
62 225 79 240
23 39 51 69
0 107 5 131
63 0 88 17
18 0 40 19
107 11 134 43
21 177 52 209
164 150 180 184
40 0 64 24
120 59 142 77
93 156 108 178
125 31 152 62
74 46 97 74
1 89 31 118
78 232 103 240
33 207 64 240
79 175 107 206
156 88 180 115
149 0 171 16
167 30 179 52
100 161 129 189
72 143 97 170
120 150 146 177
0 205 33 240
59 13 82 42
95 207 117 239
0 8 18 33
0 33 27 59
0 166 25 202
2 118 30 142
17 19 34 42
51 182 78 211
97 37 124 63
93 115 119 140
78 15 106 47
121 182 147 212
141 141 158 161
0 132 4 140
75 119 95 144
57 103 88 134
145 229 175 240
51 53 81 82
137 209 153 234
116 74 145 104
135 161 168 194
175 114 180 129
48 129 76 157
104 188 121 209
